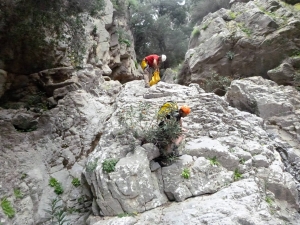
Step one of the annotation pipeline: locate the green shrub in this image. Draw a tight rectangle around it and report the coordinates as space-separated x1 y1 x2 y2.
44 197 69 225
228 11 237 20
102 159 119 173
72 178 81 187
239 158 245 164
209 156 220 166
202 23 209 30
181 168 190 179
117 102 183 154
1 198 15 218
226 51 235 60
191 27 200 37
14 189 23 199
238 23 252 36
86 158 99 172
49 177 59 187
117 212 137 217
49 177 64 195
203 71 232 94
265 196 273 205
234 169 242 181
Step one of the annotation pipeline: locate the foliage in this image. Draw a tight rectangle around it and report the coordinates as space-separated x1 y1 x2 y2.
209 156 220 166
86 158 99 172
71 178 81 187
181 168 191 179
265 196 273 205
188 0 230 25
102 159 119 173
44 197 69 225
238 23 252 36
118 29 132 47
1 198 15 218
234 169 242 181
0 0 105 73
130 0 190 68
239 158 245 165
228 11 237 20
202 23 209 30
191 27 200 37
203 71 232 95
226 51 235 60
14 189 23 199
49 177 64 195
117 212 138 217
117 102 183 154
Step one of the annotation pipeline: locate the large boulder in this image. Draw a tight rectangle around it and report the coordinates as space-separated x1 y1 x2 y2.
178 0 300 90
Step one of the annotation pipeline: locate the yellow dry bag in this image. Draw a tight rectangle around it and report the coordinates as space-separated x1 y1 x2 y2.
141 59 147 70
149 69 160 86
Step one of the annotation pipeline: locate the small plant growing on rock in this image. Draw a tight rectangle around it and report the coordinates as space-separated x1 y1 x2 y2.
181 168 190 179
1 197 15 218
86 158 99 172
102 159 119 173
203 71 232 94
49 177 64 195
228 11 237 20
265 196 273 205
71 178 81 187
14 189 23 199
202 23 209 30
44 197 69 225
239 158 245 165
191 27 200 37
209 156 220 166
226 51 235 60
117 212 138 217
234 169 242 181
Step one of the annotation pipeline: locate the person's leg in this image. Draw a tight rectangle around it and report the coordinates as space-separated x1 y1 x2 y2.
143 67 151 88
174 134 185 146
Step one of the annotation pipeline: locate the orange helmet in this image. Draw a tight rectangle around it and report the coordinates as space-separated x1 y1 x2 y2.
180 105 191 115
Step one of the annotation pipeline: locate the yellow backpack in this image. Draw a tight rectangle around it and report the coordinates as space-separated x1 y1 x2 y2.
157 101 178 120
149 69 160 86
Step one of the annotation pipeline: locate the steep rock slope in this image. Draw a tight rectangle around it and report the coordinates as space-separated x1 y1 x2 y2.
178 0 300 90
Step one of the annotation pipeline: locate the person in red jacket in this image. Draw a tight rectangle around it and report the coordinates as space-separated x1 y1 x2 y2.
141 54 166 88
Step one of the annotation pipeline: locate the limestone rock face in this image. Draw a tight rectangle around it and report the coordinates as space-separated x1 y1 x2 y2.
178 0 300 90
0 0 141 83
1 74 300 224
83 80 300 224
225 76 300 143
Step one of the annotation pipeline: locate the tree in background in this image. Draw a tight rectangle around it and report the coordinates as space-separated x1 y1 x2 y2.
129 0 231 69
187 0 231 25
130 0 191 69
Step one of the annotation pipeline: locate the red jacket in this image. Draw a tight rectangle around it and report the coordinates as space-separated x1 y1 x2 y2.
145 54 160 68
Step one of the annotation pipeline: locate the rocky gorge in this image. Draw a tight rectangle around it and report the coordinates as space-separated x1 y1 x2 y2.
0 0 300 225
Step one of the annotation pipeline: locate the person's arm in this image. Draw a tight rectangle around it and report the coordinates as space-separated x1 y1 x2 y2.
153 59 158 70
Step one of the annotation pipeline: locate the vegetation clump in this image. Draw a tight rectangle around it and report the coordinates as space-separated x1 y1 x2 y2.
209 156 220 166
44 197 69 225
49 177 64 195
181 168 191 179
102 159 119 173
1 198 15 218
86 158 99 172
71 178 81 187
234 169 243 181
